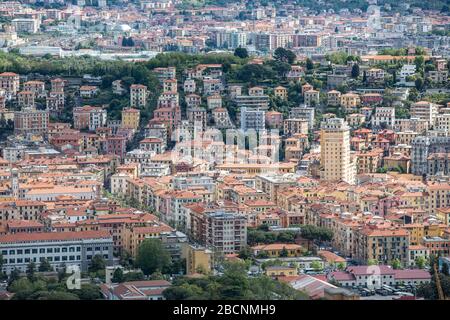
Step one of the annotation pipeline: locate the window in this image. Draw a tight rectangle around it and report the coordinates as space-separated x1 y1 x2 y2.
47 248 53 253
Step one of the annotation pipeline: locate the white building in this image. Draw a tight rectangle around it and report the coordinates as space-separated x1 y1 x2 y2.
240 107 265 131
0 231 113 274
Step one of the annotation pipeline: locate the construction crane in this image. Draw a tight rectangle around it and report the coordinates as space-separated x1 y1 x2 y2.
433 262 446 300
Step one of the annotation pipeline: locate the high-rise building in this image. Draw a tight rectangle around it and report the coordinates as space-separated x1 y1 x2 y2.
130 84 148 108
205 211 247 254
320 118 355 184
411 136 450 175
240 107 265 131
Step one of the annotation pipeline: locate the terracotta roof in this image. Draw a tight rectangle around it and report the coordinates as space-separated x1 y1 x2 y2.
0 230 111 243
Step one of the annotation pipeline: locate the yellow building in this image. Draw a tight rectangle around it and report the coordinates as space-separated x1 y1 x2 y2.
437 208 450 226
182 243 212 275
427 183 450 214
354 228 409 265
304 89 319 107
123 224 173 257
327 90 341 106
251 243 303 258
265 266 297 277
216 162 296 174
320 118 356 185
274 86 287 100
403 224 425 246
340 93 360 113
121 107 141 130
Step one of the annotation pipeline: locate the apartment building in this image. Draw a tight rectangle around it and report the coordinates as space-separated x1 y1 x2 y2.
340 93 360 113
17 91 35 108
121 107 140 130
23 81 46 98
130 84 148 108
304 89 319 107
327 90 341 107
240 107 265 131
14 107 49 135
283 118 308 137
320 118 356 185
205 211 247 254
410 101 439 125
0 200 47 221
73 106 107 131
0 72 20 99
371 107 396 129
353 227 409 265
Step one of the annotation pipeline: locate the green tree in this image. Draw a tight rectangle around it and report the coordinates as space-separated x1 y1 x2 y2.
38 259 53 272
101 75 114 89
415 256 426 269
123 271 145 282
89 255 106 273
273 47 296 64
72 284 103 300
112 268 124 283
8 277 33 294
337 262 345 270
442 263 449 276
8 268 21 285
415 77 424 91
367 259 379 266
310 261 323 272
351 64 360 78
30 291 80 300
135 238 171 275
234 47 248 59
306 58 314 71
279 247 289 258
238 246 253 260
414 55 425 74
26 262 36 282
391 259 402 270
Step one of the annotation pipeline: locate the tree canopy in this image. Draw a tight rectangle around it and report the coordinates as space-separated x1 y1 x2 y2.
163 261 308 300
135 238 172 275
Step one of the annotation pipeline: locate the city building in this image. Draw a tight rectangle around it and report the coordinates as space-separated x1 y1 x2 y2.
320 118 355 185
